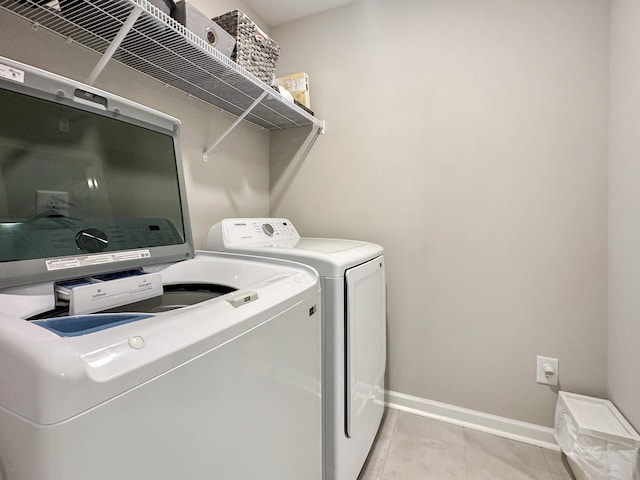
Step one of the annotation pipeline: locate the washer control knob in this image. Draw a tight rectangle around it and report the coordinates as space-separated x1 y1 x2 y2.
75 228 108 252
262 223 274 236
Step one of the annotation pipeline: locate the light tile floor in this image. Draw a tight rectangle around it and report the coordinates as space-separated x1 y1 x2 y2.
358 409 575 480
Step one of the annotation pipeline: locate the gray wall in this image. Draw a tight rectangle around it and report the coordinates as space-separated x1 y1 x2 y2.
272 0 610 427
0 0 271 248
609 0 640 431
2 0 628 431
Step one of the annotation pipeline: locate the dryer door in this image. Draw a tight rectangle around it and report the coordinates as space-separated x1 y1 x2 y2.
345 255 386 438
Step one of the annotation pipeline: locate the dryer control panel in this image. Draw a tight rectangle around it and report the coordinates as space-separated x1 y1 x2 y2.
206 218 301 250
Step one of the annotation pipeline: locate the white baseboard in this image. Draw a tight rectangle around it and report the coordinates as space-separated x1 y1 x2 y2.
385 390 559 451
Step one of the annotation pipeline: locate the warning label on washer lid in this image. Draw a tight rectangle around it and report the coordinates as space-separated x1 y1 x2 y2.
46 249 152 271
0 63 25 83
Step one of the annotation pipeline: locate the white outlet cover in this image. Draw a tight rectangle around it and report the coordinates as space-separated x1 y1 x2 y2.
536 355 559 386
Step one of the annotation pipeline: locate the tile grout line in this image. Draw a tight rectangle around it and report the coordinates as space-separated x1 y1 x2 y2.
541 445 553 473
463 426 469 480
377 410 400 480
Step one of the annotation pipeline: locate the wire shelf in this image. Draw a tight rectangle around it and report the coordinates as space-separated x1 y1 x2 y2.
0 0 323 131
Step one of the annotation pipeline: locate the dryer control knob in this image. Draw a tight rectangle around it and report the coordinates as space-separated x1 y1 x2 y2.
262 223 274 236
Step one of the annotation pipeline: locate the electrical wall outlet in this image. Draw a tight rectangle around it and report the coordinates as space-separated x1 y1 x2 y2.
36 190 69 217
536 356 559 386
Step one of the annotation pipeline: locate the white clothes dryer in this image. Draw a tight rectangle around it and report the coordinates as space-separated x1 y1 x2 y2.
207 218 386 480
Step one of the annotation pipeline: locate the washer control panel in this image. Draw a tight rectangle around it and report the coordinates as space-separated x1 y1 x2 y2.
206 218 300 250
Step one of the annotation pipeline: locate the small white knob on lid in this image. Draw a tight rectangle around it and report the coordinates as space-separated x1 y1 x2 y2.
128 336 145 350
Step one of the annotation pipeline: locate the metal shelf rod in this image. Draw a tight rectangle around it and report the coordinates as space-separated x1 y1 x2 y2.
203 91 268 162
86 4 142 85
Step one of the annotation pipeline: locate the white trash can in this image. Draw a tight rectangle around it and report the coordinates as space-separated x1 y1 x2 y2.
554 391 640 480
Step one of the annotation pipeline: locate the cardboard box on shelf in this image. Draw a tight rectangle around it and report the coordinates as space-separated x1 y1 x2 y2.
172 1 236 58
275 72 311 109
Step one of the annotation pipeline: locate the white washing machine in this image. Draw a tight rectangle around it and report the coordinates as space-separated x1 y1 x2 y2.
206 218 386 480
0 57 321 480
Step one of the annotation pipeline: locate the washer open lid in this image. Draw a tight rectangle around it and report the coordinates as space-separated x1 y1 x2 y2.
0 56 194 288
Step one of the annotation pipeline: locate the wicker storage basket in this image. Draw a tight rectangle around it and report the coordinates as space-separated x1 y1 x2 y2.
212 10 280 85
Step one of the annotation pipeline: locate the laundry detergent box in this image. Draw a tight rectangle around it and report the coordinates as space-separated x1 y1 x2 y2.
275 72 311 109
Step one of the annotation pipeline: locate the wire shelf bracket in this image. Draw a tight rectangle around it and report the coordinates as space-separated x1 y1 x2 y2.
203 91 268 162
86 4 142 85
